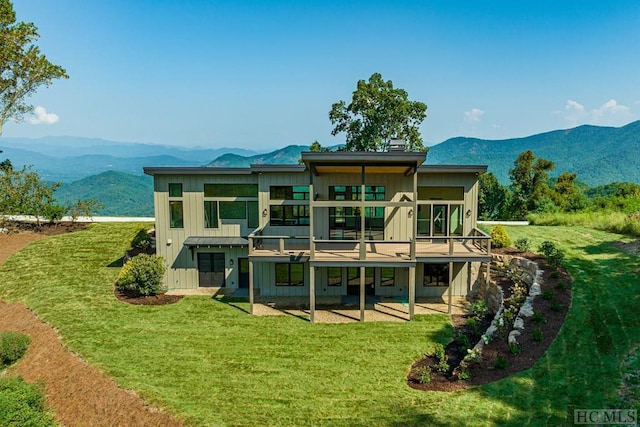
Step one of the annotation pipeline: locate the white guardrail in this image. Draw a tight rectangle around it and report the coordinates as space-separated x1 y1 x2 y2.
477 220 530 226
3 215 155 223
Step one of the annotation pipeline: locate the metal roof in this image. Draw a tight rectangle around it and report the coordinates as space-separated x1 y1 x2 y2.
183 236 248 248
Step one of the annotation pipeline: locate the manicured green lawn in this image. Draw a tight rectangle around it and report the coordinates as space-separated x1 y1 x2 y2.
1 223 639 426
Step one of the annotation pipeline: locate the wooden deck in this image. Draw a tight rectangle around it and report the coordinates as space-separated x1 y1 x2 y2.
249 240 490 263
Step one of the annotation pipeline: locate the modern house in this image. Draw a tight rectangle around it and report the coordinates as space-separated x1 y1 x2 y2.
143 149 492 322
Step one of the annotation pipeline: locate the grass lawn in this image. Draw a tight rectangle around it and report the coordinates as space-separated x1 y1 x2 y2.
1 223 639 426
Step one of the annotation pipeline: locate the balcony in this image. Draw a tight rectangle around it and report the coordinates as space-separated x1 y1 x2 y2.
248 227 491 264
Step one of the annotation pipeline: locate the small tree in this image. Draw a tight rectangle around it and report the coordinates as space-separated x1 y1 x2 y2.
67 198 104 222
478 172 510 220
329 73 428 152
117 254 166 296
0 165 61 225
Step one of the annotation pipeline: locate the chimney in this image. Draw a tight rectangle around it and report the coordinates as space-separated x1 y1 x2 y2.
388 138 406 152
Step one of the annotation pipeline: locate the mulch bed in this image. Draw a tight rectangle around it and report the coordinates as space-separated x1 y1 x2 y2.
1 219 88 235
114 287 183 305
408 247 572 392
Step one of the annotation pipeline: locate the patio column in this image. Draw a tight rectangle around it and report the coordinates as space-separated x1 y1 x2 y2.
360 266 365 322
249 259 254 315
447 261 453 314
309 265 315 323
408 266 415 320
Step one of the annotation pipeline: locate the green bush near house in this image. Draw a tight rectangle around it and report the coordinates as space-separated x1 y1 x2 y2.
116 254 166 296
490 224 511 248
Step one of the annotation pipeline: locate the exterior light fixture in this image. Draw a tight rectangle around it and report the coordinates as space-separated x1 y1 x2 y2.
262 209 268 217
466 209 472 218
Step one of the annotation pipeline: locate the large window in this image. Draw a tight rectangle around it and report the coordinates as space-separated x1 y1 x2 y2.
247 201 259 228
329 186 385 239
417 204 464 237
270 185 309 200
270 205 309 226
423 263 449 286
219 201 247 219
204 201 218 228
275 263 304 286
204 184 258 197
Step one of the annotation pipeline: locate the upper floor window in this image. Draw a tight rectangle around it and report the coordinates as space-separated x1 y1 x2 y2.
168 183 183 228
270 205 309 226
204 184 258 198
169 183 183 197
270 185 309 200
329 186 385 201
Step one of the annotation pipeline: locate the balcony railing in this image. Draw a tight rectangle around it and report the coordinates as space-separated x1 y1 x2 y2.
249 226 491 262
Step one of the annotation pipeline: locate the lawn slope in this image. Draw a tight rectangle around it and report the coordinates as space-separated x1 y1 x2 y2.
0 223 638 426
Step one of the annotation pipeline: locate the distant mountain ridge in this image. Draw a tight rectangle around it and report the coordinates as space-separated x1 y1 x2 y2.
0 136 260 182
3 121 639 216
427 120 640 185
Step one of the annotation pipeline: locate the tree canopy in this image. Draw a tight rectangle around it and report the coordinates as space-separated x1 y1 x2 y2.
329 73 427 152
508 150 555 219
0 0 68 135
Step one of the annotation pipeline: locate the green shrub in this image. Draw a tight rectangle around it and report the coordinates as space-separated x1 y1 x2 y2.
532 327 544 342
509 342 521 355
117 254 166 296
490 225 511 248
470 300 489 320
538 241 565 267
131 228 152 250
0 377 55 426
457 364 471 381
556 281 569 291
514 237 531 252
532 311 547 325
0 332 30 368
494 355 508 369
550 300 564 312
416 366 431 384
542 290 555 301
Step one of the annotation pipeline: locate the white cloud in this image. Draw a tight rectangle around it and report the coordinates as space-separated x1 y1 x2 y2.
464 108 484 123
562 99 633 127
28 106 60 125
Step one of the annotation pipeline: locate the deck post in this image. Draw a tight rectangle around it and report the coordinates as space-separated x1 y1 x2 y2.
408 266 415 320
309 265 315 323
360 266 365 322
249 260 254 315
447 261 453 314
359 166 366 260
411 167 417 259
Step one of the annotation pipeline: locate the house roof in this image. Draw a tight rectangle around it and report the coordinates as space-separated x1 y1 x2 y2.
301 151 428 175
143 167 252 176
183 236 248 248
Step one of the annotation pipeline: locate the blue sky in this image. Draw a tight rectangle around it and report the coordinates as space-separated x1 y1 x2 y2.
4 0 640 150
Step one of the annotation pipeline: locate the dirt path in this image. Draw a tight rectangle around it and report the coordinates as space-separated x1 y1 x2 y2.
0 232 184 426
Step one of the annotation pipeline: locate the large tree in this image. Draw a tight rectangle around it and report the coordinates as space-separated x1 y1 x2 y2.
329 73 427 152
508 150 555 219
0 0 68 135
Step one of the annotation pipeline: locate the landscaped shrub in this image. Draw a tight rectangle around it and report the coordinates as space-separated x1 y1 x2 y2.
494 354 508 369
0 377 55 426
490 225 511 248
514 237 531 252
416 366 431 384
130 228 152 250
0 332 30 368
532 327 543 342
538 241 565 267
117 254 166 296
470 300 489 320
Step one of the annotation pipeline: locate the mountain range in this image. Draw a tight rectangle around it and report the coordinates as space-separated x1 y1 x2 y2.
1 120 639 216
